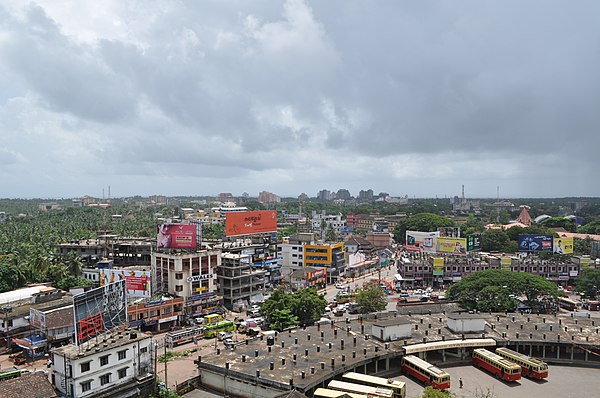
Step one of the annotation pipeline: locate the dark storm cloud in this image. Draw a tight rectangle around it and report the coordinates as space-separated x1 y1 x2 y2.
0 0 599 198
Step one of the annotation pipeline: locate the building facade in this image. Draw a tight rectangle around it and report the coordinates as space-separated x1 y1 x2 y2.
217 253 268 310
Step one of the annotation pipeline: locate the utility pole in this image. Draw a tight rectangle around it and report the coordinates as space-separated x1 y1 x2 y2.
164 339 168 390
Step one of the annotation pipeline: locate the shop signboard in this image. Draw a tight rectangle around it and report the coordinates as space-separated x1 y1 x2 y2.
466 234 482 252
518 234 553 252
432 258 444 276
225 210 277 237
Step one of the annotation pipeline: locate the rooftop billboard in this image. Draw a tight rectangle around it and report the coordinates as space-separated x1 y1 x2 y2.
518 234 553 252
157 224 197 249
73 280 127 345
225 210 277 237
553 237 574 254
436 237 467 255
405 231 438 253
466 234 482 252
99 269 151 298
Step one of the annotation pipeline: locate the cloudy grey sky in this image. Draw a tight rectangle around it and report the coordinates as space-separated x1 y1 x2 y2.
1 1 599 199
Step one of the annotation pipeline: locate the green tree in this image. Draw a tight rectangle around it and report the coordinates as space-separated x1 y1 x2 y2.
289 288 327 325
541 217 576 232
447 270 558 312
324 225 337 242
481 229 514 252
573 237 592 255
575 268 600 299
393 213 454 244
269 309 298 331
355 282 388 313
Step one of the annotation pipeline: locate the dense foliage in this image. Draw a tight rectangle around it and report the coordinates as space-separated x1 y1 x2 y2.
447 270 559 312
260 287 327 329
355 281 388 313
575 268 600 299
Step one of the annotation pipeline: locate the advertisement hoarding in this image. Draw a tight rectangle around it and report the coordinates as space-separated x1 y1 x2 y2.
435 237 467 255
466 234 482 252
437 227 461 238
225 210 277 237
518 234 553 252
74 281 127 345
432 258 444 276
99 269 151 298
501 257 512 270
553 237 574 254
157 224 197 249
29 308 46 329
405 231 439 253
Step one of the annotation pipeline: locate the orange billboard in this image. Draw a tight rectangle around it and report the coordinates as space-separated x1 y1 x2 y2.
225 210 277 236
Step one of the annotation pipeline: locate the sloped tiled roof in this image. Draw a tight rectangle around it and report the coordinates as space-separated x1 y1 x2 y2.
0 372 57 398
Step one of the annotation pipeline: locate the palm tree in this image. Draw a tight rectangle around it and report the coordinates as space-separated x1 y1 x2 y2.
64 250 84 277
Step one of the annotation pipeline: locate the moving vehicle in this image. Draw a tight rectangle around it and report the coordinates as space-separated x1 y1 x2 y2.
335 283 347 290
165 327 204 347
401 355 450 390
472 348 521 382
558 297 578 311
328 380 393 398
495 347 548 379
204 320 235 339
342 372 406 398
0 368 29 381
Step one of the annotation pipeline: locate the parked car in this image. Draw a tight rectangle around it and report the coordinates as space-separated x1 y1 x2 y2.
399 293 410 298
218 332 233 341
335 283 347 290
223 338 235 347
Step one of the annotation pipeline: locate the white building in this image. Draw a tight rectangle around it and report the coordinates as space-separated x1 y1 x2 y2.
50 329 154 398
310 211 346 235
447 313 486 333
371 318 412 342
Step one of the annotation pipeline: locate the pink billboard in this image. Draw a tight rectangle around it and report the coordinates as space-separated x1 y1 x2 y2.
157 224 197 249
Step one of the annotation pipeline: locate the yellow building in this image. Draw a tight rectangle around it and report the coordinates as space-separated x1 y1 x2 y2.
304 242 345 284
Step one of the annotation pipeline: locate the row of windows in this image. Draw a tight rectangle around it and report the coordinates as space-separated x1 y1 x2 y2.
403 266 574 273
80 368 127 392
80 349 128 373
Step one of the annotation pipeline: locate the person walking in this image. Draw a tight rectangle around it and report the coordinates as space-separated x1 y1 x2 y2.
459 378 463 389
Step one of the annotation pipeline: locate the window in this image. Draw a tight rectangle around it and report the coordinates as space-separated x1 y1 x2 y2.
140 346 148 353
118 368 127 379
81 362 91 373
175 285 183 292
163 307 172 314
118 350 127 360
100 373 111 386
81 381 92 392
100 355 109 366
175 273 183 280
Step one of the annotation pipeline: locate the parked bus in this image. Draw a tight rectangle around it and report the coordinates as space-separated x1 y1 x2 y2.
557 297 578 311
204 320 235 339
313 388 368 398
165 327 204 347
328 380 394 398
472 348 521 382
401 355 450 390
495 347 548 380
342 372 406 398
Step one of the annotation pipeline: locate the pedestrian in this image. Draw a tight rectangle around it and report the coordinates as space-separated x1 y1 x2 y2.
459 378 463 388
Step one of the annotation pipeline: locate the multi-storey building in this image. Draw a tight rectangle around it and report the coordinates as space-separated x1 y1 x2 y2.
396 253 583 288
56 237 153 267
50 329 154 398
304 242 346 283
127 296 184 332
258 191 281 203
217 253 268 310
310 211 346 236
152 251 222 319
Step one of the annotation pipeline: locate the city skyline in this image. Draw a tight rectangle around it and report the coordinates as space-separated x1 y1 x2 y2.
1 1 599 199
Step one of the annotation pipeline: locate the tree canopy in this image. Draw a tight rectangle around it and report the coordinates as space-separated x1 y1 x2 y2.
355 281 388 313
575 268 600 299
393 213 454 243
260 287 327 328
447 270 559 312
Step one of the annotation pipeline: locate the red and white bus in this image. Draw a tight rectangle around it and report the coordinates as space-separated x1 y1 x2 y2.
472 348 521 382
495 347 548 380
401 355 450 390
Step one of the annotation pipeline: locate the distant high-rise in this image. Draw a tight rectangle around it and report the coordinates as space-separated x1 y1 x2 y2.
336 189 352 200
358 189 374 201
258 191 281 204
317 189 332 201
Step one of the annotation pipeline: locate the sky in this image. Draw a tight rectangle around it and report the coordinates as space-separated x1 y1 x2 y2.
1 1 599 200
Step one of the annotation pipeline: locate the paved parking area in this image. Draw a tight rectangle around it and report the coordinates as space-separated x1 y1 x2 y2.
399 364 599 398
